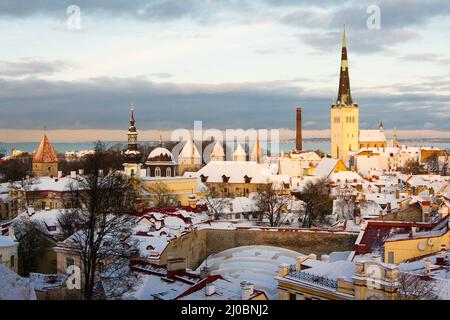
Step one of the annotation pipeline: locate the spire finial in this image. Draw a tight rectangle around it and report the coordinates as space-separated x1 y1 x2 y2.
159 134 163 147
129 101 135 125
342 25 347 48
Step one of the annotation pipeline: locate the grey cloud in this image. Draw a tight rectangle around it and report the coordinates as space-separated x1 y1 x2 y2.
400 53 450 65
299 28 418 53
0 76 448 132
0 58 73 77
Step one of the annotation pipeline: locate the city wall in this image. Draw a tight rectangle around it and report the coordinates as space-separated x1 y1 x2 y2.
163 227 358 269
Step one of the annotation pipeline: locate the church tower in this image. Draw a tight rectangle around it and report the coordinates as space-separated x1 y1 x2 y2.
32 134 58 177
330 27 359 163
123 101 142 177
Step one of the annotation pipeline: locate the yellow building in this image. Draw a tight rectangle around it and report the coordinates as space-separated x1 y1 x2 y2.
141 176 201 207
358 123 388 149
195 161 274 198
330 29 359 164
384 221 450 264
312 158 348 179
0 233 18 273
277 255 399 300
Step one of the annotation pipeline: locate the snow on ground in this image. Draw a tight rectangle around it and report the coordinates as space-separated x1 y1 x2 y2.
196 245 304 300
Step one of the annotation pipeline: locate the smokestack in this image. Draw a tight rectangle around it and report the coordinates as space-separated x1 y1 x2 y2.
296 107 302 151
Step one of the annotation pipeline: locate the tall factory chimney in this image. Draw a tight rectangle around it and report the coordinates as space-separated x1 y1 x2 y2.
296 107 302 151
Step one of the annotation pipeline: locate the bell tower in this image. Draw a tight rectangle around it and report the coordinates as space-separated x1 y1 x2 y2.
330 27 359 163
123 101 142 177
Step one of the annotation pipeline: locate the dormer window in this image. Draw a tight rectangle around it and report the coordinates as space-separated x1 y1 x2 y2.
244 175 252 183
200 174 208 183
222 175 230 183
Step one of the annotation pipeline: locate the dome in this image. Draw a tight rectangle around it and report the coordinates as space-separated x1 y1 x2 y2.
147 147 175 163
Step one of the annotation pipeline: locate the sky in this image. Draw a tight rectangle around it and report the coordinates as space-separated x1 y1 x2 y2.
0 0 450 142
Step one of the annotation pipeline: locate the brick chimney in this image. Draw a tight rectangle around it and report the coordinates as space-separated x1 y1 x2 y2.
296 107 302 151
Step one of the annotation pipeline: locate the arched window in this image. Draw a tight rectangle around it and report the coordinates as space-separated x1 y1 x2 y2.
166 167 172 177
155 167 161 177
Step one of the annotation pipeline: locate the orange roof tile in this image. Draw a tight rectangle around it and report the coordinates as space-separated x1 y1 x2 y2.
33 135 58 163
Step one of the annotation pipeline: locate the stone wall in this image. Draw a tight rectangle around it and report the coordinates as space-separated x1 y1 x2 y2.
163 228 358 269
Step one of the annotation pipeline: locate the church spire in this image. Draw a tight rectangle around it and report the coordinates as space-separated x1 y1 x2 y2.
130 100 135 127
126 101 139 157
337 26 353 105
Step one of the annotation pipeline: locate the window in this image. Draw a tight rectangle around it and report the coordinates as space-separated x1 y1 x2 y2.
388 252 395 264
131 169 135 176
155 167 161 177
166 167 172 177
289 293 297 300
10 255 15 268
66 257 75 269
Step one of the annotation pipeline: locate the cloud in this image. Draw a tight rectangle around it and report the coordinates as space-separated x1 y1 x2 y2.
0 76 448 132
0 58 73 77
400 53 450 65
298 28 419 53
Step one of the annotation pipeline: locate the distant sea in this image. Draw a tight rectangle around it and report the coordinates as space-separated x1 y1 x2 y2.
1 139 449 156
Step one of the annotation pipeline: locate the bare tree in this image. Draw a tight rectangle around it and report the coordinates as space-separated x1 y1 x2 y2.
397 272 438 300
147 181 179 208
440 153 448 176
254 184 290 227
13 217 52 277
399 159 422 175
0 158 32 183
293 178 333 228
333 184 355 221
426 154 440 175
59 142 139 300
201 186 230 220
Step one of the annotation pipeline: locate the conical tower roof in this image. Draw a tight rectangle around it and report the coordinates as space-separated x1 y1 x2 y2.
251 138 261 162
180 138 201 159
33 135 58 163
210 141 225 158
233 144 247 157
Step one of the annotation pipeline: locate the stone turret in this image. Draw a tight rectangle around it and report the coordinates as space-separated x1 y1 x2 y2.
210 141 225 162
178 138 202 175
232 144 247 162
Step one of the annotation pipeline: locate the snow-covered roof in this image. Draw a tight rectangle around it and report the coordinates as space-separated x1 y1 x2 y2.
233 144 247 157
179 139 201 159
287 260 356 285
0 235 17 247
0 182 10 194
359 130 387 143
124 272 193 300
329 171 362 184
177 277 264 300
29 273 68 291
147 147 174 161
210 141 225 158
196 161 272 184
313 158 340 178
195 245 303 300
0 264 36 300
27 176 78 192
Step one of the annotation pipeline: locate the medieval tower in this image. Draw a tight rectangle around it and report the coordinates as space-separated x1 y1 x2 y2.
330 28 359 163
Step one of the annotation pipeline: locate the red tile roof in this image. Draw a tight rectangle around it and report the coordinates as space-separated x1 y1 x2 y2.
33 135 58 163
